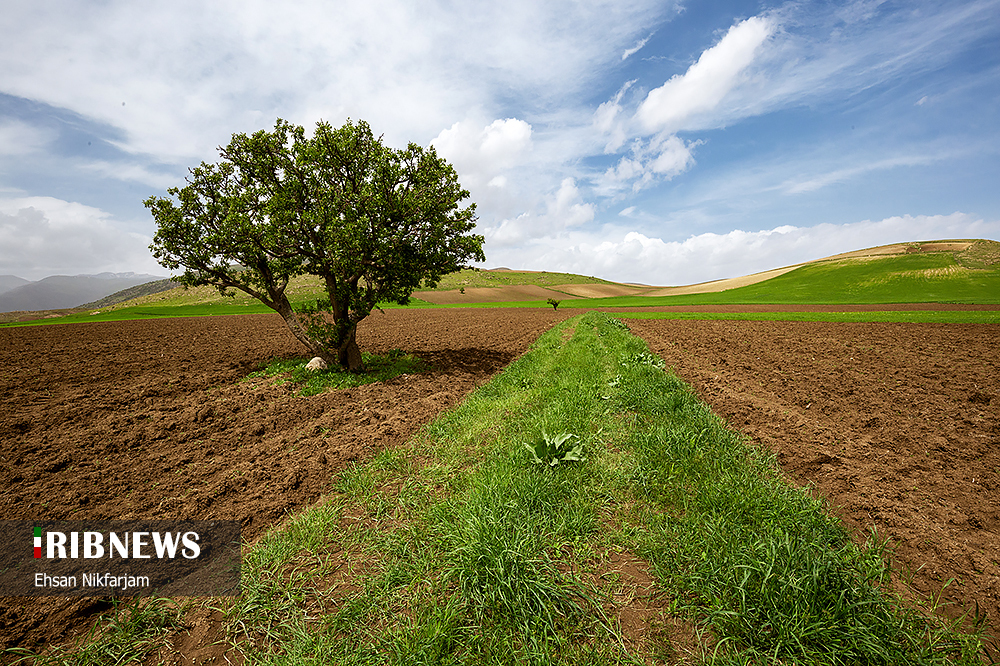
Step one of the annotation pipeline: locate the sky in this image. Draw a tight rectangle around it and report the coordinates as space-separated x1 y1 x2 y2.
1 0 999 285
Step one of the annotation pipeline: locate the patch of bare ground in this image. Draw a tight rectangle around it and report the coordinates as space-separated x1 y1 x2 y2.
597 550 700 664
0 307 572 656
626 318 1000 643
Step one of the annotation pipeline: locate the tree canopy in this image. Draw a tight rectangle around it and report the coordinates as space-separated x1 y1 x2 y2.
145 118 484 369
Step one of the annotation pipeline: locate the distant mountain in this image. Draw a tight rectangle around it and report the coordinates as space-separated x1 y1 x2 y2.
0 273 167 313
0 275 31 295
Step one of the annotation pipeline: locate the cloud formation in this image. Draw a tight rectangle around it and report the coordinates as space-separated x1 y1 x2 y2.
0 119 53 156
636 16 775 133
431 118 533 188
490 212 1000 285
0 197 160 280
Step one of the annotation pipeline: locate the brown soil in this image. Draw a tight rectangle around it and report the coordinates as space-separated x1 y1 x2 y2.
0 308 571 654
627 318 1000 639
608 303 1000 312
412 284 580 304
550 283 648 298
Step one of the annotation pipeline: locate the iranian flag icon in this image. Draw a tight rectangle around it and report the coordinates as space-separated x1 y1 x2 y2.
34 527 41 558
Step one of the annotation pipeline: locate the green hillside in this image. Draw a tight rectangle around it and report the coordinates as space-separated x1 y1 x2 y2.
569 240 1000 307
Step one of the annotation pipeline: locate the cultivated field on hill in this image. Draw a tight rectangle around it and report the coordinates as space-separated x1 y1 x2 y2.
2 306 996 662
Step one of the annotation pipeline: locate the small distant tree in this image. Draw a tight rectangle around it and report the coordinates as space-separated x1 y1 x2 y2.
546 298 561 311
145 118 484 370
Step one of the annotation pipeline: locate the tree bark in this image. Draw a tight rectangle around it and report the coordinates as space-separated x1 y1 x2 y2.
273 301 338 367
337 324 363 371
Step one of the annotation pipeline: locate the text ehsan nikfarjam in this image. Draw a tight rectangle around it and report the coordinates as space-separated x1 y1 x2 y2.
43 531 201 559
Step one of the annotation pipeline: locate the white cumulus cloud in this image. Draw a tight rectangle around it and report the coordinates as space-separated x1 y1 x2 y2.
637 15 775 133
431 118 533 187
494 212 1000 285
596 133 696 194
483 177 595 247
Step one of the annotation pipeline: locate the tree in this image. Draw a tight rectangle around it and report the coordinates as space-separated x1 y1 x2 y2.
145 118 484 370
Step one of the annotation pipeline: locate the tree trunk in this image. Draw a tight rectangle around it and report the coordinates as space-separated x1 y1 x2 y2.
273 301 340 368
337 325 363 371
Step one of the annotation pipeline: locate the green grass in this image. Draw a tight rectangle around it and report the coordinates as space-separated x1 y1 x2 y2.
4 598 186 665
247 349 428 396
0 298 436 328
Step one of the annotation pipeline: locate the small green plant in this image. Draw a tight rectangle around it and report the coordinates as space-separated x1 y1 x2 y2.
546 298 561 311
623 350 666 370
523 432 585 467
607 317 630 331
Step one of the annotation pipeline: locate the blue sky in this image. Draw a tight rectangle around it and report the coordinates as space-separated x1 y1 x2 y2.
1 0 998 283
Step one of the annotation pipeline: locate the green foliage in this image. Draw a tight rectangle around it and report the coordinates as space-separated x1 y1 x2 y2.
145 118 484 367
546 297 561 310
621 349 666 371
523 432 585 467
292 298 338 352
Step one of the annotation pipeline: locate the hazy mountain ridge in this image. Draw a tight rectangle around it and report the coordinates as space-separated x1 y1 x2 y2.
0 275 32 296
0 273 167 313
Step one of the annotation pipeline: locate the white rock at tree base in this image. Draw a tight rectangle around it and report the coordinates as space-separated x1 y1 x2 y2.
305 357 328 371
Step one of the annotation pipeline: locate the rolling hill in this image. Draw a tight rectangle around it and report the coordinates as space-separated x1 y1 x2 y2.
4 239 998 326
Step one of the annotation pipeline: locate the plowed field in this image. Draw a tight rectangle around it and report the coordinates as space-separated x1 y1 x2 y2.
0 308 571 652
627 318 1000 635
2 308 997 656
